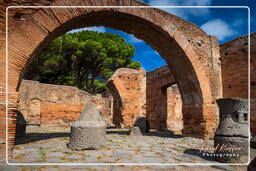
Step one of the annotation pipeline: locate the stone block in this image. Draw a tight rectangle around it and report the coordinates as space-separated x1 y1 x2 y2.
130 126 142 136
68 103 106 150
214 98 248 163
134 115 150 133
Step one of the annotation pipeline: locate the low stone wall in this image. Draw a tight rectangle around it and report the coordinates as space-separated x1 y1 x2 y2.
18 80 113 127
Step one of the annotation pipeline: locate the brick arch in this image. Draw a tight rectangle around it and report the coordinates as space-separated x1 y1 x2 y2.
0 0 223 159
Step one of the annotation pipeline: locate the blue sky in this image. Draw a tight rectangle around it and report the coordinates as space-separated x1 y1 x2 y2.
69 0 255 71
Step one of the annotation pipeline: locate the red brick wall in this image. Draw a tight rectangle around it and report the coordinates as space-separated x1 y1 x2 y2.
18 80 113 127
40 103 84 127
220 33 256 135
108 68 146 128
0 0 224 160
146 66 176 130
166 85 183 132
91 93 113 125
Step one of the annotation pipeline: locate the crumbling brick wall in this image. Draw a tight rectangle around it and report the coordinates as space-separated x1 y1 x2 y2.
18 80 113 127
107 68 146 128
166 85 183 132
146 66 178 130
91 92 113 125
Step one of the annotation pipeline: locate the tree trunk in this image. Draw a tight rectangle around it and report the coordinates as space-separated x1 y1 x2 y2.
76 66 82 89
84 73 89 91
90 74 96 94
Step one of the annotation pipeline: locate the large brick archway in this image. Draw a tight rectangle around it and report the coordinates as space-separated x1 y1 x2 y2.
0 0 223 159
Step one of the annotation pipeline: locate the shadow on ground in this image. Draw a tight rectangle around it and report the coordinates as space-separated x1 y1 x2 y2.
143 130 183 138
106 129 130 135
106 129 183 138
15 128 182 145
183 148 216 162
14 132 70 145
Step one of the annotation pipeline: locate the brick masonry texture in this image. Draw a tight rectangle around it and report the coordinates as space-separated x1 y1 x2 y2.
146 66 179 130
20 67 184 133
107 68 146 128
18 80 113 127
0 0 225 159
19 66 184 132
166 85 183 132
220 33 256 135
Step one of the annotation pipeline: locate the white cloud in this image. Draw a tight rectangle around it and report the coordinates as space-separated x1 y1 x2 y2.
200 19 237 41
146 0 213 19
127 34 143 44
68 26 106 33
232 18 243 27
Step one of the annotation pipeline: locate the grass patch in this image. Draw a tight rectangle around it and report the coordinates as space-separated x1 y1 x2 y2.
39 147 46 162
135 148 141 152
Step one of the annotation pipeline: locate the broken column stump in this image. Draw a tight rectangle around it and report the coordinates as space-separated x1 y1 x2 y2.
214 98 248 163
134 115 150 134
68 103 107 150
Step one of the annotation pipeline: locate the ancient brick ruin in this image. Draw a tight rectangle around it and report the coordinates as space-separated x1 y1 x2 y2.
146 66 182 131
107 68 146 128
18 80 113 127
166 85 183 133
220 33 256 135
0 0 253 161
18 66 184 134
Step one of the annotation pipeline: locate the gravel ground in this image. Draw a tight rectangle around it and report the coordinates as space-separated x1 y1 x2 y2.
0 125 248 171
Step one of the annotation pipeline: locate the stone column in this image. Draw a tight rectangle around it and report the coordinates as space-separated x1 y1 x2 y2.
214 98 248 163
68 103 107 150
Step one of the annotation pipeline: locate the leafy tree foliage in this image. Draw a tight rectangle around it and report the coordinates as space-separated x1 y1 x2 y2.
24 30 141 94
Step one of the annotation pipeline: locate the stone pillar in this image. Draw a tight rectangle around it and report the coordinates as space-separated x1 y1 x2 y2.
107 68 146 128
166 85 183 133
68 103 106 150
214 98 248 163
